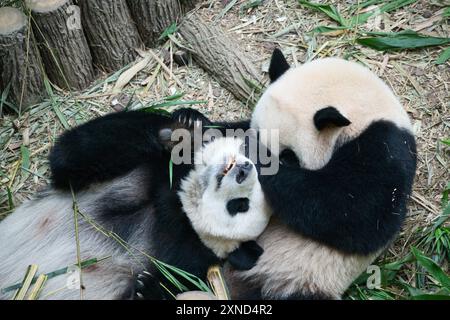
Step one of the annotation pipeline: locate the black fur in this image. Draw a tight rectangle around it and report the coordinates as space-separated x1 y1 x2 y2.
268 48 290 82
50 111 173 191
259 120 417 255
227 241 264 271
226 198 250 216
313 106 351 131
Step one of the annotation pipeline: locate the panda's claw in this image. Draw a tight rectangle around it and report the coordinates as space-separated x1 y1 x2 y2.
136 279 145 289
135 292 144 300
142 270 152 277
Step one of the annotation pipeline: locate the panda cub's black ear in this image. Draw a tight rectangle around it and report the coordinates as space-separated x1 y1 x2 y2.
268 48 290 83
314 106 351 131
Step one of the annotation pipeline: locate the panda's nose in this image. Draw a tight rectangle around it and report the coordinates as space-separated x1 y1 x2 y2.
236 161 252 184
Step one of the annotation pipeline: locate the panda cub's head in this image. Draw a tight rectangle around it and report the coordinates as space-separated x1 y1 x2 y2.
179 137 270 259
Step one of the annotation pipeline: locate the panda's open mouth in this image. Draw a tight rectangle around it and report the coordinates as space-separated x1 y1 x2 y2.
223 156 236 176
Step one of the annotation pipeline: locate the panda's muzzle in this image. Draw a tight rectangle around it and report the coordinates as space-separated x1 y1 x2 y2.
235 161 252 184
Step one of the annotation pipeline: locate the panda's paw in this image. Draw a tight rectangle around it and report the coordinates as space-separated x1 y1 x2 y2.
133 271 164 300
227 241 264 271
172 108 211 129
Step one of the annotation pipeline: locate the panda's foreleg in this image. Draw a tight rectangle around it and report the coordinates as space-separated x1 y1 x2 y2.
259 122 417 255
50 111 172 192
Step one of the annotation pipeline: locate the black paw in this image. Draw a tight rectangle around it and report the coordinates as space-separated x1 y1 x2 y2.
133 271 165 300
172 108 211 129
227 241 264 271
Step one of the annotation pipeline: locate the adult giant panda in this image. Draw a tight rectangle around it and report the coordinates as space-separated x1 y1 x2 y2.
0 112 270 300
166 49 416 299
220 49 417 299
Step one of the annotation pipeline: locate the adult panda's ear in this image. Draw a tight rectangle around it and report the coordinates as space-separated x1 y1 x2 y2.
269 48 290 82
314 106 351 131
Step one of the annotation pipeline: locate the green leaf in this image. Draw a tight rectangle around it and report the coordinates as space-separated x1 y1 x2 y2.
412 247 450 290
442 139 450 146
20 145 30 171
411 294 450 300
159 22 177 41
298 0 347 26
311 25 348 34
348 0 417 27
241 0 262 11
436 47 450 64
357 30 450 51
444 7 450 18
165 92 185 101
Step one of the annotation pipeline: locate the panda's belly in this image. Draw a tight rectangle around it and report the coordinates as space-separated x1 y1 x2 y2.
227 219 379 299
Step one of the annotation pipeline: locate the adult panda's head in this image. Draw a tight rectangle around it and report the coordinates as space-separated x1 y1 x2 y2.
252 49 412 170
179 137 270 258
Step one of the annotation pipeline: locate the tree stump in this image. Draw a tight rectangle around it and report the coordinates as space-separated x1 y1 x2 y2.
26 0 95 90
179 14 262 104
127 0 188 47
0 7 46 113
78 0 143 72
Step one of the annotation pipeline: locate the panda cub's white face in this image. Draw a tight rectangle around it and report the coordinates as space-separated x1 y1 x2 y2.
179 137 270 258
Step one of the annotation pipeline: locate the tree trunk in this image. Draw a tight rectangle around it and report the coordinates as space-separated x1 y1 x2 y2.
0 7 46 113
78 0 143 72
179 14 262 104
26 0 95 90
127 0 187 47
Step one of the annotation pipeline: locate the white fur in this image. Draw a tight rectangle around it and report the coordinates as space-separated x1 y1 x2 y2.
179 137 271 258
229 58 411 298
252 58 412 170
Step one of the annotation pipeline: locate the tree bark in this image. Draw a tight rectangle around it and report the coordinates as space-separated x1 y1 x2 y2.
26 0 95 90
0 7 46 113
127 0 190 47
78 0 143 72
178 14 262 104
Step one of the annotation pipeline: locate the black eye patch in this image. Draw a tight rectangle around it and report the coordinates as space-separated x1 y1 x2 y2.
226 198 250 216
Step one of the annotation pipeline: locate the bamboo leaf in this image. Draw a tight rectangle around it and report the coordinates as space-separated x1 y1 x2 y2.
436 47 450 64
20 145 30 171
311 25 348 34
411 294 450 300
348 0 417 27
357 30 450 51
299 0 347 26
412 247 450 290
159 22 177 41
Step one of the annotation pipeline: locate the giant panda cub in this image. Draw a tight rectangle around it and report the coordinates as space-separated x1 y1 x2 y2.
0 112 270 300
